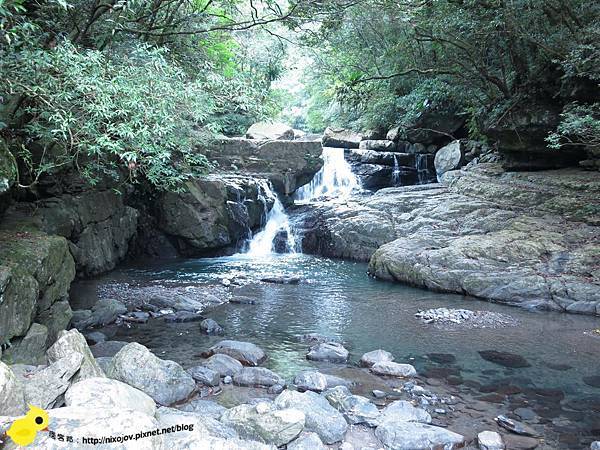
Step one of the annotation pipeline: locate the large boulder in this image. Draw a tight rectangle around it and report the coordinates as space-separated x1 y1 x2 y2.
156 406 238 441
360 349 394 368
288 432 327 450
379 400 432 424
323 386 380 426
177 399 227 419
65 377 156 416
246 122 294 140
274 389 348 444
1 323 48 365
46 329 104 382
434 140 465 178
478 431 505 450
107 342 195 405
233 367 284 388
22 352 83 409
207 340 267 366
294 371 348 393
202 353 244 377
375 421 465 450
0 361 26 415
306 342 349 363
370 361 417 378
322 127 363 149
359 140 397 152
220 402 305 446
187 366 220 386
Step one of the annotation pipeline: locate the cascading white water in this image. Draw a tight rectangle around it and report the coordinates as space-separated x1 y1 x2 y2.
295 147 360 202
392 154 402 186
246 181 296 256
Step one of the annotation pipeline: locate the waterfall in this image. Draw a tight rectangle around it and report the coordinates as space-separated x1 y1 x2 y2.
416 154 429 184
246 181 296 256
392 154 402 186
295 147 360 202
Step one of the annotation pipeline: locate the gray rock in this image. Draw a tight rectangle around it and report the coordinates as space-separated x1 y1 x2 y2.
221 402 305 446
108 342 195 405
434 140 465 178
150 293 215 312
591 442 600 450
294 370 349 393
200 318 224 335
324 386 380 426
95 356 112 373
70 309 94 329
163 311 204 322
178 398 227 419
297 333 339 345
323 127 362 149
246 122 294 140
387 127 401 142
84 331 106 345
90 340 128 357
47 329 105 382
379 400 432 424
22 406 162 449
22 352 83 409
267 384 285 395
306 342 349 363
360 349 394 367
359 140 397 152
274 389 348 444
478 430 505 450
495 415 538 437
0 361 26 415
208 340 267 366
288 432 327 450
203 353 244 377
156 406 237 441
371 361 417 378
372 390 387 399
0 323 48 365
65 376 156 416
375 420 465 450
233 367 284 387
224 375 233 384
91 298 128 326
188 366 220 386
260 276 301 285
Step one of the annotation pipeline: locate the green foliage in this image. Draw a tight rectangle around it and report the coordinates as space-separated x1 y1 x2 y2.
548 103 600 149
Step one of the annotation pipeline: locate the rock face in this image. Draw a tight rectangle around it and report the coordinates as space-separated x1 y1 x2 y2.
207 340 267 366
274 389 348 444
375 421 465 450
246 122 295 140
66 377 156 416
0 361 26 415
301 163 600 315
108 342 195 405
221 402 305 446
322 127 363 149
203 139 323 196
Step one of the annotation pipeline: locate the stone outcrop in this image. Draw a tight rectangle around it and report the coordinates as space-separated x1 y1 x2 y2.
202 138 323 196
322 128 363 149
246 122 295 140
300 163 600 314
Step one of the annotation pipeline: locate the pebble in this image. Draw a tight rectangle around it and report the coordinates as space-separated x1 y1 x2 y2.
223 376 232 384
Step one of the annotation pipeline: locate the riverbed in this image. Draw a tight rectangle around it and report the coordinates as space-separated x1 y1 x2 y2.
72 252 600 448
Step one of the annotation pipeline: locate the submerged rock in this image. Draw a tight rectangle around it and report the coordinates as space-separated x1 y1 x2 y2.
108 342 195 405
65 376 156 416
221 402 305 446
202 353 244 377
163 311 204 323
360 349 394 367
274 389 348 444
371 361 417 378
306 342 349 363
375 421 465 450
260 276 301 285
495 414 538 437
207 340 267 366
200 318 224 335
479 350 531 368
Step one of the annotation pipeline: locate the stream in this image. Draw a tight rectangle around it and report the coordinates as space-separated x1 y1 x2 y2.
70 147 600 448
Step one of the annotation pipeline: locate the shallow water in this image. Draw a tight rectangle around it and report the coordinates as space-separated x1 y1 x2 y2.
73 253 600 446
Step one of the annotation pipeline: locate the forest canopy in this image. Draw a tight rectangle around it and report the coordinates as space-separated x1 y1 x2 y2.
1 0 598 189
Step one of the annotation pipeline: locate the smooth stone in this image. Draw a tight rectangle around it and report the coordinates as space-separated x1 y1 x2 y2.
379 400 432 424
478 431 505 450
123 311 150 323
163 311 205 323
108 342 195 405
95 356 112 373
203 353 244 377
288 431 327 450
47 329 105 382
324 386 380 427
427 353 456 364
260 276 301 285
246 121 294 140
177 398 227 419
502 434 540 449
591 442 600 450
65 376 156 416
22 352 83 409
360 349 394 367
224 375 233 384
294 370 348 392
156 406 237 441
0 361 26 415
90 340 128 357
84 331 106 345
495 414 538 436
187 366 220 387
208 340 267 366
514 407 537 421
371 361 417 377
220 403 305 446
375 421 465 450
91 298 128 326
372 390 387 399
70 309 94 329
233 367 284 388
274 389 348 444
479 350 531 368
268 384 285 395
200 318 224 335
306 342 349 363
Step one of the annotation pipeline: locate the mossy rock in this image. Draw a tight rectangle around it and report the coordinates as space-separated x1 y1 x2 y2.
0 138 17 194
